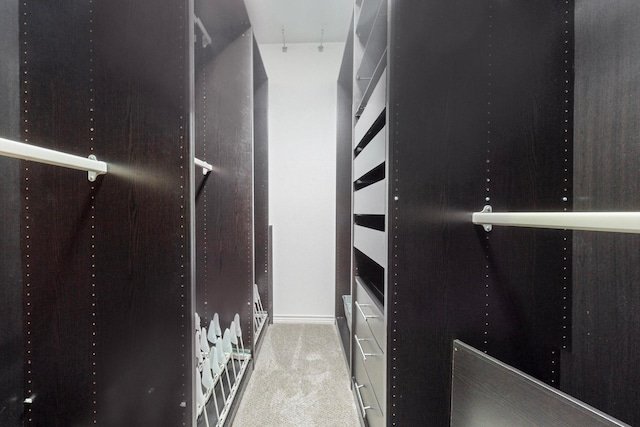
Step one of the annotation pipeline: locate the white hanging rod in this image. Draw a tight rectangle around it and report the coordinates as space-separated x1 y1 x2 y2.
0 137 107 182
473 205 640 234
194 16 212 48
194 157 212 175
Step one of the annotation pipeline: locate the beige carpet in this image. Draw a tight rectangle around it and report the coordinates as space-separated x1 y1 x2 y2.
232 323 360 427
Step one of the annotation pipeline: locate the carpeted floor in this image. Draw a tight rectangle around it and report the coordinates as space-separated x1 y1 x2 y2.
232 323 360 427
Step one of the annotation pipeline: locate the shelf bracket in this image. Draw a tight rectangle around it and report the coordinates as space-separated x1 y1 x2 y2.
194 16 212 48
194 157 213 175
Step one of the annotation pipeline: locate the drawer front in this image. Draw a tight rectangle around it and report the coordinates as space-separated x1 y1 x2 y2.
354 129 385 181
354 69 387 146
354 316 385 408
353 349 385 427
354 225 387 269
354 179 386 215
355 277 386 349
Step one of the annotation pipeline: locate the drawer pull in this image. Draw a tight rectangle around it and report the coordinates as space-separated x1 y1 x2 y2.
355 334 378 361
354 382 372 418
355 301 379 321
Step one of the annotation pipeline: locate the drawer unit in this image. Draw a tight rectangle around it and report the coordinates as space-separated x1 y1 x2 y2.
354 314 385 404
353 278 386 426
353 341 385 427
350 11 388 424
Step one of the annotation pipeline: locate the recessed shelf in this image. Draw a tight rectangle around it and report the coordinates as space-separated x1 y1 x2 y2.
354 127 385 180
355 50 387 118
354 162 385 191
354 214 385 231
354 0 387 115
354 224 386 269
354 249 385 307
355 0 385 48
355 110 385 156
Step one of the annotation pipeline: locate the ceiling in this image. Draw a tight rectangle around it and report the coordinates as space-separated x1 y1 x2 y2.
243 0 353 45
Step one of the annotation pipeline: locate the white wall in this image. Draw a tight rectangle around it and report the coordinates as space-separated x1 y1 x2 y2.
259 42 345 323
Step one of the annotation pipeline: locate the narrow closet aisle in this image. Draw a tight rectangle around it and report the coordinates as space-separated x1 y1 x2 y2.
231 3 358 426
232 324 359 426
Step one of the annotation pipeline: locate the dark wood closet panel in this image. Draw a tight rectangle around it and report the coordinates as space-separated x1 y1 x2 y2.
20 2 106 424
336 23 354 359
340 1 577 425
194 21 255 345
18 0 193 425
92 0 193 425
470 0 574 385
0 1 22 425
387 2 571 425
253 39 271 331
564 2 640 424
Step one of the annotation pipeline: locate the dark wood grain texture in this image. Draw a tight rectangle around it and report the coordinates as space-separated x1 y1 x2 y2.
565 2 640 424
20 2 99 424
93 1 193 425
0 1 22 425
194 29 254 347
451 341 628 427
478 0 574 384
253 37 270 345
20 0 193 425
336 23 354 360
386 1 571 425
194 0 250 59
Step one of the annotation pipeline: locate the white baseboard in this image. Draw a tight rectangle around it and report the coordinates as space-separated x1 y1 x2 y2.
273 314 336 325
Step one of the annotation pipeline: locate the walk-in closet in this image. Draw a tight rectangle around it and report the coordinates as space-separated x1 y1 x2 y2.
336 1 640 426
1 0 639 426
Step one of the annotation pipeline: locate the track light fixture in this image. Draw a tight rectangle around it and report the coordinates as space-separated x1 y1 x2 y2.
318 28 324 52
281 26 288 53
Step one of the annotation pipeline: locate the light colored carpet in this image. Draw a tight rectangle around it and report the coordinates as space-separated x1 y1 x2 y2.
232 323 360 427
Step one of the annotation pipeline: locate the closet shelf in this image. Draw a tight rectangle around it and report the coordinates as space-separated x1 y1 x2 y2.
355 0 384 45
473 205 640 234
0 137 107 182
353 0 387 117
355 49 387 118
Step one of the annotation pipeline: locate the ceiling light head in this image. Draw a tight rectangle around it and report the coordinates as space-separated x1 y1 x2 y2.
318 28 324 53
281 26 287 53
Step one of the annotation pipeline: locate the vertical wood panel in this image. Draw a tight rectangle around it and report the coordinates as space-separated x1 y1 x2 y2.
195 30 254 346
568 1 640 424
20 2 97 424
387 1 571 424
479 1 573 385
0 1 23 425
254 37 270 335
336 24 354 357
93 1 192 424
20 0 193 425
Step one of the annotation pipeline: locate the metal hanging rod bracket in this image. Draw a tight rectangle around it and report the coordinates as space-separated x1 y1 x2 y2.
0 137 107 182
194 157 212 175
473 205 640 234
194 16 212 48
